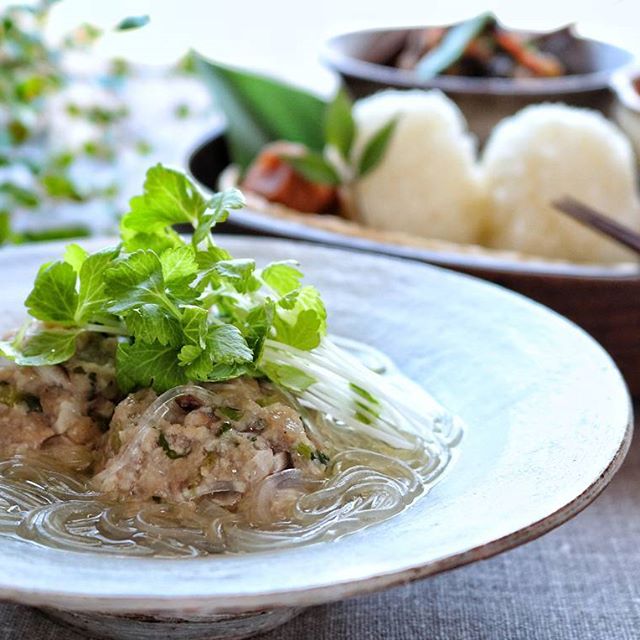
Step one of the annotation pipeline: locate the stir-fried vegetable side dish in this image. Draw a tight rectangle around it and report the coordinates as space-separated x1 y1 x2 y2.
0 165 460 556
396 14 567 80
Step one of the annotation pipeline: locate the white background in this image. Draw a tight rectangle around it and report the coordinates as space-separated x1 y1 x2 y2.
13 0 640 94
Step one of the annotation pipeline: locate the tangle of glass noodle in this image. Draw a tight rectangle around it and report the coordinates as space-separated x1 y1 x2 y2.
0 338 462 557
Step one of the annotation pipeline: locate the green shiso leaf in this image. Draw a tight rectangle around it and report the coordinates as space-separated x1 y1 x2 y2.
415 12 495 80
194 54 327 169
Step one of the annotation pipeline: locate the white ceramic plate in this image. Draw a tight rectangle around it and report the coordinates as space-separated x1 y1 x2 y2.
0 238 631 640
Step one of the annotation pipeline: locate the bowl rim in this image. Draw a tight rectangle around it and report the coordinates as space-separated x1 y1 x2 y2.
0 237 633 613
321 25 634 96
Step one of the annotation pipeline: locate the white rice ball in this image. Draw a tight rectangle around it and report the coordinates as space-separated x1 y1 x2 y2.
351 90 485 244
481 103 640 263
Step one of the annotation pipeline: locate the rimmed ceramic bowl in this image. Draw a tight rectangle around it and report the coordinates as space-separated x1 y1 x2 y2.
321 24 633 141
0 237 632 640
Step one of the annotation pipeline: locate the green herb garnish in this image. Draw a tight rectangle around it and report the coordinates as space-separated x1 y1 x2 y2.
218 407 243 421
350 383 380 406
0 166 330 395
157 431 188 460
296 442 315 460
217 422 233 436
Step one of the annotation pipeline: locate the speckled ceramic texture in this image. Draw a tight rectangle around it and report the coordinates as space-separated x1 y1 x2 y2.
0 237 632 640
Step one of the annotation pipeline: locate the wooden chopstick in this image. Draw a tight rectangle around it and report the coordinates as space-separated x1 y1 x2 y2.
552 196 640 256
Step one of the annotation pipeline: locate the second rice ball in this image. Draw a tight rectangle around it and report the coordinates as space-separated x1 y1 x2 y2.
481 104 640 263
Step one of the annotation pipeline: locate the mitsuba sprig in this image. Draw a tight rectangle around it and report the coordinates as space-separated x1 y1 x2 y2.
0 164 327 394
1 164 453 452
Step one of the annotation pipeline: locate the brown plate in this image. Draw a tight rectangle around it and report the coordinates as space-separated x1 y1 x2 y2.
189 131 640 395
320 25 633 142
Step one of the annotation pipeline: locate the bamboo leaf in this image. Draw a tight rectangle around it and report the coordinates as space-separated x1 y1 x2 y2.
325 88 355 160
357 119 398 178
281 152 340 185
194 54 327 169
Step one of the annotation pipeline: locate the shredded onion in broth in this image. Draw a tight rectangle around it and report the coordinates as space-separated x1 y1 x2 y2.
0 340 461 557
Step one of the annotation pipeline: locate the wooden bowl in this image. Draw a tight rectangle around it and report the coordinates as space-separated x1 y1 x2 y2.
188 130 640 395
320 25 633 142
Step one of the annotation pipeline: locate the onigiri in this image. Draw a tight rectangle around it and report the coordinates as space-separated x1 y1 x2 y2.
481 103 640 263
350 90 485 245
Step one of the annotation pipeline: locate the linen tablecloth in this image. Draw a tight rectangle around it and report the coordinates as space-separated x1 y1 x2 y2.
1 433 637 640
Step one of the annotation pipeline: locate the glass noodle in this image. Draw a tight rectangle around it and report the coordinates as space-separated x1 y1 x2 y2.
0 338 461 557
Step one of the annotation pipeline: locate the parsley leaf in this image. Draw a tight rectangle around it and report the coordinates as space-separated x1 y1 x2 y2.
208 259 259 293
116 340 186 393
76 247 120 322
25 261 78 323
181 306 208 348
261 261 303 295
0 328 80 366
160 245 198 285
192 188 245 246
63 243 88 272
207 324 253 365
125 304 182 346
104 250 174 315
121 164 207 233
273 286 327 350
9 163 330 398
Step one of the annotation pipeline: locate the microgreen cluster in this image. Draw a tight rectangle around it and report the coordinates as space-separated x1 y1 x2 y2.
0 165 327 394
281 89 397 186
